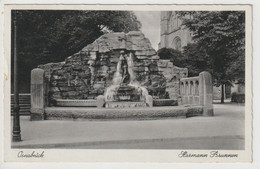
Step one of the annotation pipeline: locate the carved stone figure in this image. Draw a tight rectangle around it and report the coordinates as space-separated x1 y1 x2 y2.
119 50 130 85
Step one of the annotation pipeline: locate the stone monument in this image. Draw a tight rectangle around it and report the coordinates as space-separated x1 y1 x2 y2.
38 31 187 103
30 31 213 120
103 50 151 108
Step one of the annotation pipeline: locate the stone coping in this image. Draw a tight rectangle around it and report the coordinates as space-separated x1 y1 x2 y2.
105 101 147 108
55 99 97 101
54 99 180 107
44 106 203 120
11 93 31 96
153 99 178 106
180 76 200 81
55 99 97 107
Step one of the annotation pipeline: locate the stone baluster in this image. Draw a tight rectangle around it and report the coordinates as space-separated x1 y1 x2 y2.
183 81 186 104
195 80 199 96
181 82 184 95
186 81 189 104
192 80 195 104
193 80 196 95
188 80 191 104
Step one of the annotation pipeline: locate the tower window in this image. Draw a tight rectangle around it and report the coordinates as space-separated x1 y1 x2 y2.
173 37 181 51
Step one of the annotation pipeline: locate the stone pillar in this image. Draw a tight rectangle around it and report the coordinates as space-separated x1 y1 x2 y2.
199 71 214 116
146 95 153 107
30 68 46 120
97 95 105 108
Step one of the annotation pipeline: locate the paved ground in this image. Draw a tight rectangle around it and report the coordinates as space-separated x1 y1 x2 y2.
11 102 245 149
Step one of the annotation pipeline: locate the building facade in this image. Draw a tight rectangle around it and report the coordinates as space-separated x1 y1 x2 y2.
159 11 246 102
159 11 193 50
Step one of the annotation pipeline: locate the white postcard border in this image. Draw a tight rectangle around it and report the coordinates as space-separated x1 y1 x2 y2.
1 4 252 163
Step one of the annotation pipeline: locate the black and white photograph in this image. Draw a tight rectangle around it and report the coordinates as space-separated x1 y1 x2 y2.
1 4 253 163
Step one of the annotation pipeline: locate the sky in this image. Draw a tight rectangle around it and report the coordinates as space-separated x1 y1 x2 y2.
134 11 161 50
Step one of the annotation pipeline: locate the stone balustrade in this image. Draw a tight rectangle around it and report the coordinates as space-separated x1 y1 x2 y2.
180 76 200 105
180 71 213 116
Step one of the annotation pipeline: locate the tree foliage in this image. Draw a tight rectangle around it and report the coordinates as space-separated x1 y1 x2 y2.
11 10 141 92
158 45 209 77
176 11 245 86
157 47 183 60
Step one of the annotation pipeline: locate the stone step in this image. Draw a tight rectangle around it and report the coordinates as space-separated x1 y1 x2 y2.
11 93 31 116
11 98 30 101
17 97 30 99
11 109 30 113
11 94 30 99
11 107 31 110
55 99 97 107
11 105 30 109
11 108 30 115
105 102 147 108
11 102 30 105
11 100 30 104
153 99 178 106
11 112 30 116
11 106 30 110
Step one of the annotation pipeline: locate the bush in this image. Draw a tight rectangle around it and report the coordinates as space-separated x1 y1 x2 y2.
157 48 183 60
231 92 245 103
157 48 187 68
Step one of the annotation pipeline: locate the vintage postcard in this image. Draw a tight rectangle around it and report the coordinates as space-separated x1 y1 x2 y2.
1 4 252 163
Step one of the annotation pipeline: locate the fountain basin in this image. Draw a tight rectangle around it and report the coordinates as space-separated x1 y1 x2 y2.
105 101 147 108
54 99 97 107
44 105 203 120
153 99 178 106
53 98 178 108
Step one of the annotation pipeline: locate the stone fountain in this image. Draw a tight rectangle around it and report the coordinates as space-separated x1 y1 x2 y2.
29 31 213 120
37 31 182 107
103 50 152 108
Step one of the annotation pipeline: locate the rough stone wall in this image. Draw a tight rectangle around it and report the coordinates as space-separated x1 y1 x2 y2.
157 60 188 99
38 31 187 103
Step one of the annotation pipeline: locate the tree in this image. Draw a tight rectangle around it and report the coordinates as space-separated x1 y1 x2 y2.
157 45 210 77
11 10 141 92
176 11 245 103
157 48 183 60
182 43 211 77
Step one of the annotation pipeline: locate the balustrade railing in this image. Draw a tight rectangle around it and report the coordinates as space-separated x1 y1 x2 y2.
180 71 213 116
180 76 200 105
